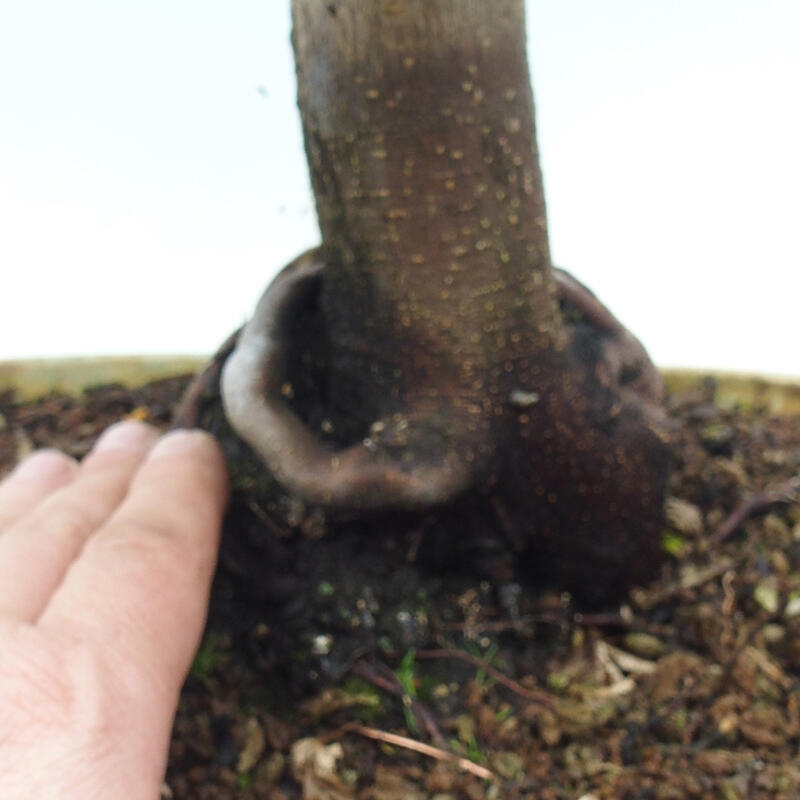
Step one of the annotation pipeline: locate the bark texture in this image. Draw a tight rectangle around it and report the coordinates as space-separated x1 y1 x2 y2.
215 0 672 602
224 0 570 505
293 0 565 453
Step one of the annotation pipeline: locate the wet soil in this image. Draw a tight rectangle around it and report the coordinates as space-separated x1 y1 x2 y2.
1 372 799 799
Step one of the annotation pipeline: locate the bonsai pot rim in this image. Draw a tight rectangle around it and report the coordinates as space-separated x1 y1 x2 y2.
1 356 798 415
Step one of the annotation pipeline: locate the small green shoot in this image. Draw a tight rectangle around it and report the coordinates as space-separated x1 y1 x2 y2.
394 649 419 733
662 530 687 558
465 641 499 690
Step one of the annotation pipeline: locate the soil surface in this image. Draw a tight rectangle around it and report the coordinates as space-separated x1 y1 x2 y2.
2 373 800 799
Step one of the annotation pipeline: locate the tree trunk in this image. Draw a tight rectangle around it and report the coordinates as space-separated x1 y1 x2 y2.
293 0 564 427
206 0 672 603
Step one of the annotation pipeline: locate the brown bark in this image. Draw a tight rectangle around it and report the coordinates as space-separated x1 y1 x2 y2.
212 0 672 601
292 0 565 441
222 0 573 507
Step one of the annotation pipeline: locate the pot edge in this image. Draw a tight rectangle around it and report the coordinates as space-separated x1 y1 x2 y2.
0 357 798 414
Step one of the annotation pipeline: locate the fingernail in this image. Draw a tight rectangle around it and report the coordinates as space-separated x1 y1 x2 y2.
12 449 78 482
147 428 218 461
92 420 159 454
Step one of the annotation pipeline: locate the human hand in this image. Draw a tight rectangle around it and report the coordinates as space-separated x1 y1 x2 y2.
0 421 228 799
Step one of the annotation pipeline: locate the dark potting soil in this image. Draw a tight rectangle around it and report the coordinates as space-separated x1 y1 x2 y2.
1 373 800 799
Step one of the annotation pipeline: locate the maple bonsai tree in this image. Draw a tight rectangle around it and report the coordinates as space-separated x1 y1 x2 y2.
181 0 671 604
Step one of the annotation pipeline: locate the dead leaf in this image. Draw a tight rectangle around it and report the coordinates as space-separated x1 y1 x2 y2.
290 737 354 800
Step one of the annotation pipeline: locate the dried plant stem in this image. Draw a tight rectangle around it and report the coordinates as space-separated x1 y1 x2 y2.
338 722 495 781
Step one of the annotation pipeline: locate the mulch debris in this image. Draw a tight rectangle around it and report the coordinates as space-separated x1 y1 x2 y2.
2 373 799 799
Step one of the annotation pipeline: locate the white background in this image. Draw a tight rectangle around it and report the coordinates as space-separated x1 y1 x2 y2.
1 1 798 376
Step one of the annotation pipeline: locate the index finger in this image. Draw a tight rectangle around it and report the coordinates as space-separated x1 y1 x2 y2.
38 429 229 700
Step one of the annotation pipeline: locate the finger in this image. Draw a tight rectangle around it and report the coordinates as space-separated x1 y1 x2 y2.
0 421 159 622
39 429 228 704
0 450 79 531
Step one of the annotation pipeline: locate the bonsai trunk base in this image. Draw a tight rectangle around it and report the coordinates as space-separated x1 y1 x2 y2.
175 255 671 638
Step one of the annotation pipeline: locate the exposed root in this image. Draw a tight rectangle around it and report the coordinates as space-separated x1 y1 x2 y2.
172 328 240 430
219 250 474 511
218 255 668 516
554 268 665 410
712 475 800 545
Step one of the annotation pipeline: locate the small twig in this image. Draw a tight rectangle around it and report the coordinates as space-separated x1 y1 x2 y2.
712 476 800 546
436 616 540 636
351 661 398 695
415 648 556 709
337 721 495 781
633 558 735 611
743 645 795 692
350 662 448 749
245 498 293 539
